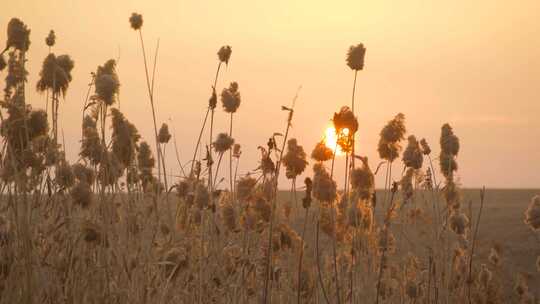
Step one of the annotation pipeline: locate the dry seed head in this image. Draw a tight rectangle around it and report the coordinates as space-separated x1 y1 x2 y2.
36 53 75 96
28 109 49 138
333 106 358 134
6 18 31 51
129 13 143 30
380 113 406 143
111 108 140 167
403 135 423 169
158 123 171 144
312 163 337 203
194 183 210 209
45 30 55 47
440 123 460 156
346 43 366 71
311 141 333 162
221 82 241 113
420 138 431 155
524 195 540 230
253 196 271 222
282 138 308 179
218 45 232 64
95 59 120 105
233 143 241 158
72 163 95 184
213 132 234 153
349 157 374 200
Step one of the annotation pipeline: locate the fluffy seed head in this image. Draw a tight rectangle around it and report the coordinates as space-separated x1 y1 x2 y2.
221 82 241 113
346 43 366 71
214 133 234 153
28 109 49 138
129 13 143 30
6 18 31 51
36 53 75 96
111 108 140 168
45 30 56 47
420 138 431 155
72 163 95 184
312 163 337 203
349 157 374 200
440 123 460 156
56 161 75 188
380 113 406 143
439 152 458 179
524 195 540 231
218 45 232 64
283 138 308 179
95 59 119 105
220 192 236 232
311 141 333 162
403 135 423 169
333 106 358 134
158 123 171 144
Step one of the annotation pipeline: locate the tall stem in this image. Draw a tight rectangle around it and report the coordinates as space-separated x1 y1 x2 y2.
137 29 162 188
351 70 358 168
229 113 234 193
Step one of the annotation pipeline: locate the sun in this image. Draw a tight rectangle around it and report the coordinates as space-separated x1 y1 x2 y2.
323 126 349 156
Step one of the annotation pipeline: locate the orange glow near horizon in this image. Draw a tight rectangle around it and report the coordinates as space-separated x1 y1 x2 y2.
324 126 349 156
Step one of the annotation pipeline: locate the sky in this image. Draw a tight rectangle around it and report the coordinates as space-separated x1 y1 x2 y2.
2 0 540 188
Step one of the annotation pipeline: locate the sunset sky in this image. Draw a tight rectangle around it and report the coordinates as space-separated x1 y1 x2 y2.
3 0 540 188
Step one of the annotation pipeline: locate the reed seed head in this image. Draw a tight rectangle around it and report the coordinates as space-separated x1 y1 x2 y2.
129 13 143 30
403 135 423 169
6 18 30 51
312 163 337 203
218 45 232 64
36 53 75 96
420 138 431 155
158 123 171 144
311 141 333 162
45 30 56 47
283 138 308 179
346 43 366 71
221 82 241 113
214 132 234 153
71 181 92 208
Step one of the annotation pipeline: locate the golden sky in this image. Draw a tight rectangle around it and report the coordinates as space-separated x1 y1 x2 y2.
3 0 540 188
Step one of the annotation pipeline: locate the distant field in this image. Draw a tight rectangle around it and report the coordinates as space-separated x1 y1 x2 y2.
278 188 540 296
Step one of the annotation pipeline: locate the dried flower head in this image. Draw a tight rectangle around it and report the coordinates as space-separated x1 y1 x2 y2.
333 106 358 134
283 138 308 179
346 43 366 71
129 13 143 30
158 123 171 144
312 163 337 203
524 195 540 231
400 168 414 202
218 45 232 64
214 133 234 153
71 181 92 208
403 135 423 169
28 109 48 138
80 115 104 165
6 18 31 51
311 141 333 162
208 87 217 109
378 113 406 162
111 108 140 168
45 30 56 47
440 123 460 156
194 183 210 209
420 138 431 155
36 54 75 96
95 59 120 105
349 157 374 200
221 82 241 113
439 152 458 179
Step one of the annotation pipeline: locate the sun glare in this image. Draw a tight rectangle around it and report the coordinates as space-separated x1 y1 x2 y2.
323 126 349 156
